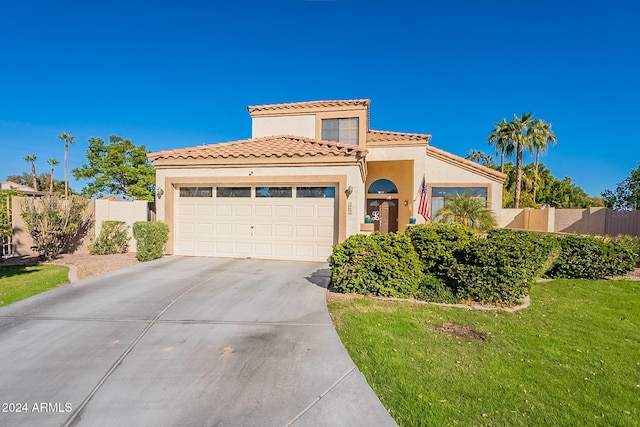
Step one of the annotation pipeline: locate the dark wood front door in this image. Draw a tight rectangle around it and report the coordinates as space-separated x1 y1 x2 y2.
367 199 398 233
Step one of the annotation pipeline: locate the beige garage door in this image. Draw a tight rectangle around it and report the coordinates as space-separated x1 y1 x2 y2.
175 185 336 261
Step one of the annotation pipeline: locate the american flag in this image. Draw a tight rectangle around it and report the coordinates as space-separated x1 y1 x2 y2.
418 176 430 221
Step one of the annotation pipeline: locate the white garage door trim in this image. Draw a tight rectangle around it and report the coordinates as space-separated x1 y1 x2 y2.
174 185 336 261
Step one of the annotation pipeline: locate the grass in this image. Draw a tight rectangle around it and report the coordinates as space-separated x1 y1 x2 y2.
0 264 69 307
328 279 640 426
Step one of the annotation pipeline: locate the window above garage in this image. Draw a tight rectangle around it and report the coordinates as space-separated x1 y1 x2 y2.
321 118 359 145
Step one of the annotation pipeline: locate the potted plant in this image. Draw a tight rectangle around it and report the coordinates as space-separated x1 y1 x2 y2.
364 215 372 224
409 217 417 224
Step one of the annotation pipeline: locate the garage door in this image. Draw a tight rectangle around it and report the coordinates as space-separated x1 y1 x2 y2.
175 185 336 261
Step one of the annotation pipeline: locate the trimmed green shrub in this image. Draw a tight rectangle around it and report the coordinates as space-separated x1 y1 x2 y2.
416 274 460 304
547 234 639 279
132 222 169 262
406 223 474 277
89 221 130 255
453 229 560 305
330 232 424 297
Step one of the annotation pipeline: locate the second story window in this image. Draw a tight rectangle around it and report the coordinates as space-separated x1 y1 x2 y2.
321 118 359 145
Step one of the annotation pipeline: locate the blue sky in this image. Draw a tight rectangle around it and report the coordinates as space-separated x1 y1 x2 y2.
1 0 638 197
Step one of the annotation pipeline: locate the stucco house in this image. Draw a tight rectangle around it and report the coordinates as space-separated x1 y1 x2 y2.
148 99 506 261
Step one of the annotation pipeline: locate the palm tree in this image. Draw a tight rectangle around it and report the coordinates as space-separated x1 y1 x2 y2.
529 119 557 172
24 154 38 191
434 192 496 231
47 158 60 193
488 118 514 173
503 113 534 209
527 119 556 203
58 131 76 198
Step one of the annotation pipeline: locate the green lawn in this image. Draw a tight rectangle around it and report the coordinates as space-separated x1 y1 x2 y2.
328 279 640 426
0 264 69 307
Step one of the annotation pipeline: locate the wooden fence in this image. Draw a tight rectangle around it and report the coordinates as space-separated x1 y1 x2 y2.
605 209 640 236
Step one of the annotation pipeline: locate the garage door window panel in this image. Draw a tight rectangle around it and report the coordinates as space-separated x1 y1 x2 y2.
256 186 292 197
180 187 213 197
217 187 251 197
296 187 335 198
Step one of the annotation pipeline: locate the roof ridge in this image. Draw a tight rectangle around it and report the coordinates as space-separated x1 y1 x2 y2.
248 99 370 113
148 135 365 161
426 145 507 181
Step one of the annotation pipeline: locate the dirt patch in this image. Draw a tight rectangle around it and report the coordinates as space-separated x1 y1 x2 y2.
437 322 485 340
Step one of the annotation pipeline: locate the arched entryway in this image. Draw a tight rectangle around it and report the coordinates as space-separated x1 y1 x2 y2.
367 179 399 233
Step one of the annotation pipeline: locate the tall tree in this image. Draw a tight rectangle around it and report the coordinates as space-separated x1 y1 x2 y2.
529 119 557 171
602 162 640 210
47 158 60 193
24 154 38 191
58 131 76 198
72 135 155 200
488 113 534 208
527 119 557 203
487 118 514 173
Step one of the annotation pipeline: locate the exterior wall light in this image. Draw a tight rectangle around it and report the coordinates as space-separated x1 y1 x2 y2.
345 185 353 197
156 188 164 199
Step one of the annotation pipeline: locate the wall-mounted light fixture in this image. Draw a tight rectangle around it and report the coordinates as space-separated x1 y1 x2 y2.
345 185 354 198
156 188 164 199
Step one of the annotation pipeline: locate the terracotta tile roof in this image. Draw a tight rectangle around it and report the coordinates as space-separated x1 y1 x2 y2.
148 135 365 161
426 145 507 182
247 99 370 114
367 130 432 143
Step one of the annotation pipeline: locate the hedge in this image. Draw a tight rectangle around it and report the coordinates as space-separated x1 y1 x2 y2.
453 229 560 304
547 234 639 279
132 222 169 262
405 223 474 278
329 232 424 297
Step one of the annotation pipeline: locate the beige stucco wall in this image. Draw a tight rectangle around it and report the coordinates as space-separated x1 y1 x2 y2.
252 115 316 139
94 199 150 252
367 146 429 227
554 207 606 235
154 164 365 252
11 196 96 257
425 155 503 223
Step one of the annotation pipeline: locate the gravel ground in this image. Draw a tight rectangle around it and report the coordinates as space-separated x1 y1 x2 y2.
48 253 140 280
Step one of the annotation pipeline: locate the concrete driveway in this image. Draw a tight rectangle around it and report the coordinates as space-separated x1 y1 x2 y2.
0 256 396 427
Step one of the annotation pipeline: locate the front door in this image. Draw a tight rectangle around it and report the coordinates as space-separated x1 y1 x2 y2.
367 199 398 233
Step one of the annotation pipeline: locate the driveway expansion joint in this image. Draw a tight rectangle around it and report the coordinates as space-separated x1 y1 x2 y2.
62 272 223 427
286 366 357 426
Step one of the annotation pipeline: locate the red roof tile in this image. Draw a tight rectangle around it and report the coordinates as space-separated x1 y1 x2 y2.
148 135 365 161
367 130 432 143
247 99 370 114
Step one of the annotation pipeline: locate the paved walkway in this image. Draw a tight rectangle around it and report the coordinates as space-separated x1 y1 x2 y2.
0 256 396 426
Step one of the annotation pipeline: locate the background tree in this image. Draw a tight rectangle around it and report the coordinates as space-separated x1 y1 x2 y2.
72 135 155 200
6 173 67 194
465 150 495 168
434 192 496 231
59 131 76 199
47 158 59 193
487 118 514 173
602 162 640 210
499 162 594 209
528 119 557 202
23 155 38 191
